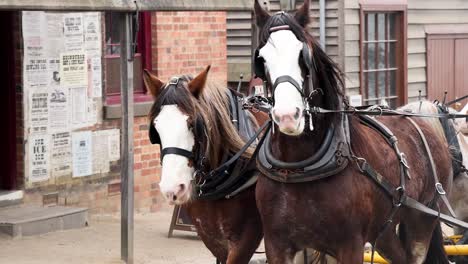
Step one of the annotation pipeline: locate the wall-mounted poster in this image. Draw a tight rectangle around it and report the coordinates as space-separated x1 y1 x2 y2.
92 130 110 174
45 12 64 59
69 86 88 129
29 90 49 134
29 134 49 182
90 57 102 98
49 88 69 132
63 13 84 52
108 129 120 161
84 13 101 57
72 131 92 177
60 52 87 87
23 11 48 90
51 132 72 177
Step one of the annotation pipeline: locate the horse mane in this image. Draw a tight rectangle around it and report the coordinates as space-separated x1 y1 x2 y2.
258 12 346 115
148 76 252 169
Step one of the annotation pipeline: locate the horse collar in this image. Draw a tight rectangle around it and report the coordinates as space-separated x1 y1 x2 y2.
257 114 351 183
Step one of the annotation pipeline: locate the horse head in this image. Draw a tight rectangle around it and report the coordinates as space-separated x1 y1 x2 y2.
144 66 210 205
254 0 344 136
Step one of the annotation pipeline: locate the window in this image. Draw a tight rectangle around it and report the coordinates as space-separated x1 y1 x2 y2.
360 3 407 107
104 12 152 104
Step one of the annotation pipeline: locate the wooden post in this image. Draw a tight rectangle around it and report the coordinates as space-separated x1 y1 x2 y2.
120 12 134 264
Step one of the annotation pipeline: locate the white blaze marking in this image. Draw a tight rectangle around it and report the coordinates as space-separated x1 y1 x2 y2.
260 30 307 135
260 31 304 110
155 105 195 201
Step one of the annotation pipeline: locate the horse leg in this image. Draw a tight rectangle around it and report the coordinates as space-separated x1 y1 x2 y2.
225 224 263 264
399 212 448 264
335 238 364 264
374 224 407 263
263 236 297 264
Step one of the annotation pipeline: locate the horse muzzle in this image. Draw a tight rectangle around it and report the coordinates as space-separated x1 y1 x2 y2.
272 106 304 135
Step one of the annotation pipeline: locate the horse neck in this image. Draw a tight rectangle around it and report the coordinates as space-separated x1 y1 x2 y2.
271 114 333 162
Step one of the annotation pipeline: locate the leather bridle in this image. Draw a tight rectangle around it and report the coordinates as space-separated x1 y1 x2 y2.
254 19 319 130
148 82 268 198
148 77 207 170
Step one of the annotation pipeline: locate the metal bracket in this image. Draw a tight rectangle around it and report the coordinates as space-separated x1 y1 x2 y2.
168 77 180 86
435 182 446 195
397 152 410 169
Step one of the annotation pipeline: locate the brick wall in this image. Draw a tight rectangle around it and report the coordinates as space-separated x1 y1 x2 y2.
152 11 227 82
132 117 163 213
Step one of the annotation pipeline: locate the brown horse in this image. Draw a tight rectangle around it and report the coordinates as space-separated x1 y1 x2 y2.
253 1 453 263
144 67 264 264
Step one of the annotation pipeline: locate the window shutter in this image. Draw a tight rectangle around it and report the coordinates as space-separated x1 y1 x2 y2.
227 11 253 82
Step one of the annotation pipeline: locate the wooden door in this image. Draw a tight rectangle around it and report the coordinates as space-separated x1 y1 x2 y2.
455 38 468 106
427 34 468 107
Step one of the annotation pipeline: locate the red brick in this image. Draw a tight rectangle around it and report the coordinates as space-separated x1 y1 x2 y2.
134 162 143 170
141 169 153 177
141 154 152 161
149 160 159 167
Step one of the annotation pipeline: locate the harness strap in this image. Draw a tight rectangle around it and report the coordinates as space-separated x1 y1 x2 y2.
198 121 271 199
215 122 271 199
273 75 304 97
446 94 468 106
161 147 194 161
359 160 468 229
405 117 457 218
206 121 271 180
227 89 240 130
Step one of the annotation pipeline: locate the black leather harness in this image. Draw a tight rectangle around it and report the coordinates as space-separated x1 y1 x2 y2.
196 89 267 200
355 115 466 228
257 113 350 183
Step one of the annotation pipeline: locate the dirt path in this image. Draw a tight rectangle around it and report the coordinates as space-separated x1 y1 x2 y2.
0 206 455 264
0 207 250 264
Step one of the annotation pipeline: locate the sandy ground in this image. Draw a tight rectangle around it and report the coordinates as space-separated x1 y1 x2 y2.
0 206 267 264
0 206 455 264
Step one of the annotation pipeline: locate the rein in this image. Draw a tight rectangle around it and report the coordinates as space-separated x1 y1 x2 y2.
447 94 468 106
307 106 468 119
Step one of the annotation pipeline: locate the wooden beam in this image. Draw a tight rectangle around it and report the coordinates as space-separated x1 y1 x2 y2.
120 12 134 264
0 0 254 11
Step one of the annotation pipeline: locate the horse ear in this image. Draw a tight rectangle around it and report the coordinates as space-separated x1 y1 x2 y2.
254 0 270 29
188 65 211 98
143 69 165 98
294 0 310 27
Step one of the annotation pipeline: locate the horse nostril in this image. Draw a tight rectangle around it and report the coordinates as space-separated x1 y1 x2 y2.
294 107 301 120
172 194 177 201
179 184 185 193
166 191 174 200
